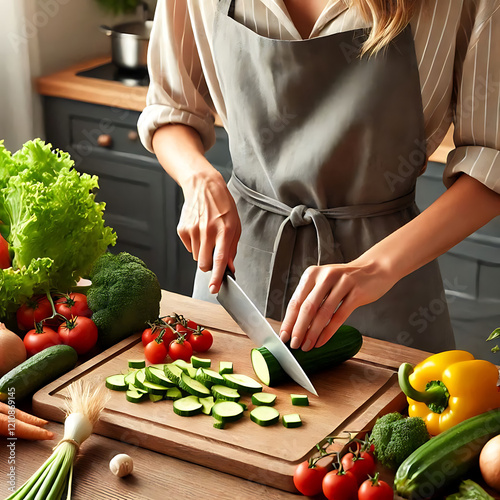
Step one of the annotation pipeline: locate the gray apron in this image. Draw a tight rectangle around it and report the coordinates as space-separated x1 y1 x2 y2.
193 0 455 352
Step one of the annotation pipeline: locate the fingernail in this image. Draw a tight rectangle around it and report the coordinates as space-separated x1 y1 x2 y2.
209 285 217 294
279 330 287 340
290 337 301 349
302 339 312 351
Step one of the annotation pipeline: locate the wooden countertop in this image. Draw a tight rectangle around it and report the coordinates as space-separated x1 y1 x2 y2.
36 57 453 163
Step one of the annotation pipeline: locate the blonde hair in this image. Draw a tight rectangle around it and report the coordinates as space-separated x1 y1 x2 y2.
351 0 421 56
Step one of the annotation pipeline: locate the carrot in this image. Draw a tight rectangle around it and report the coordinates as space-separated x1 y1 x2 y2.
0 401 48 427
0 413 55 440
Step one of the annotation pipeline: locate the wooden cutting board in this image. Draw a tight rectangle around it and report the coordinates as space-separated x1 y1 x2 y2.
32 291 429 492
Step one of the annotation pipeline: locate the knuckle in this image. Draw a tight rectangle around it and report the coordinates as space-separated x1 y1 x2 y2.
301 300 316 315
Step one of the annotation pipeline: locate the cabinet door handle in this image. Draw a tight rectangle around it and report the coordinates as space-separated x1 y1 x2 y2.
97 134 113 148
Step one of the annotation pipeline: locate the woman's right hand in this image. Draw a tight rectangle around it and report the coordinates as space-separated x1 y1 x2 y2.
177 169 241 294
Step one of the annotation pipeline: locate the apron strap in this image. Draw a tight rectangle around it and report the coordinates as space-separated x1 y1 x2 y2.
230 173 416 318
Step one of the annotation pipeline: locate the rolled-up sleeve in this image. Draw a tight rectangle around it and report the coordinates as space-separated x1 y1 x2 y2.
138 0 216 153
444 3 500 193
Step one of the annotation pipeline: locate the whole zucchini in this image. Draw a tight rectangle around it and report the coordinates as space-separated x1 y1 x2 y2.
394 408 500 499
251 324 362 386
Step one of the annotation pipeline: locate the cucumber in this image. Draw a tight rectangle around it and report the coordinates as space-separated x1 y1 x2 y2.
199 396 215 415
195 367 224 386
142 380 170 395
291 394 309 406
173 359 197 378
164 363 184 385
134 369 147 389
106 374 128 391
191 356 211 368
0 345 78 402
282 414 302 428
178 372 211 398
211 384 240 402
251 392 277 406
128 384 147 394
126 390 147 403
219 361 233 375
145 367 175 387
251 324 362 386
128 359 145 369
124 370 138 385
250 406 280 426
164 387 183 400
394 408 500 499
213 420 226 429
212 401 245 423
222 373 262 394
149 393 164 403
173 395 203 416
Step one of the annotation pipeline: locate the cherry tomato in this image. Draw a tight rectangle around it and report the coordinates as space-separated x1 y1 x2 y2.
58 316 98 355
175 323 189 335
341 451 376 485
55 293 92 320
144 339 168 364
168 337 193 362
322 469 358 500
187 328 213 352
17 295 53 331
159 325 178 346
185 319 198 330
293 460 328 496
142 327 160 346
23 326 61 357
358 473 394 500
0 233 10 269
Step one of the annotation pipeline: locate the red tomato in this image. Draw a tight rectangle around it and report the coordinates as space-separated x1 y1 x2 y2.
159 325 178 346
23 326 61 357
187 328 213 352
185 319 198 330
168 337 193 362
0 233 10 269
322 469 358 500
341 451 376 485
144 339 168 364
58 316 98 355
293 461 328 496
17 296 53 331
55 293 92 320
358 473 394 500
142 327 160 346
175 323 189 335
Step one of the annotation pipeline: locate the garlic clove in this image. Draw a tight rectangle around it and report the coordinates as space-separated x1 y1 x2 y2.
109 453 134 477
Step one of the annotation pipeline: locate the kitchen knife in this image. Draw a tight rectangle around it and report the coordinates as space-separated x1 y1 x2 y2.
217 272 318 396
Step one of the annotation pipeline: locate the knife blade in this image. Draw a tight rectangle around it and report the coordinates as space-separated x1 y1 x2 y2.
217 273 318 396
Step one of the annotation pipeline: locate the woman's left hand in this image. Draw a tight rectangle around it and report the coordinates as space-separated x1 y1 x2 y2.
279 257 396 351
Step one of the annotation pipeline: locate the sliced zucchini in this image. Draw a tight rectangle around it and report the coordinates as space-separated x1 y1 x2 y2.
213 420 226 429
164 363 184 385
250 406 280 427
282 414 302 428
291 394 309 406
219 361 233 375
128 359 146 369
222 373 262 394
124 370 138 386
211 385 240 402
146 367 176 387
173 395 203 416
142 380 170 395
212 401 245 423
178 372 211 398
164 387 183 401
149 393 164 403
105 375 128 391
126 390 147 403
134 369 147 389
191 356 211 368
195 367 224 386
251 392 277 406
199 396 215 415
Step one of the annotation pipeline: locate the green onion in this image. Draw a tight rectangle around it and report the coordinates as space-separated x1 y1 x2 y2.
6 380 109 500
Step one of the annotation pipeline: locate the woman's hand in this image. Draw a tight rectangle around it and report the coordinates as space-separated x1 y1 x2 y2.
279 257 396 351
178 169 241 294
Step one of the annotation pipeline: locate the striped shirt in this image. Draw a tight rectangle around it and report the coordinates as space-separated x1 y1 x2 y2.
138 0 500 193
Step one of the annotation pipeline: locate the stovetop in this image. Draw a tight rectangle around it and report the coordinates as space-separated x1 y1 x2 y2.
76 62 149 87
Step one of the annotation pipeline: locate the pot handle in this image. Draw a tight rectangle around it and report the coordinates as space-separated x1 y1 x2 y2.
99 25 114 37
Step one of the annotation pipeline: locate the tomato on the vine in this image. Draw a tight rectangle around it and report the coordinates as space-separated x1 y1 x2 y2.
185 319 198 330
55 293 92 320
168 337 193 362
0 233 10 269
341 451 376 485
293 460 328 496
175 323 189 335
142 327 160 346
187 328 213 352
23 325 61 357
17 296 53 331
358 473 394 500
144 338 168 364
58 316 98 355
322 469 358 500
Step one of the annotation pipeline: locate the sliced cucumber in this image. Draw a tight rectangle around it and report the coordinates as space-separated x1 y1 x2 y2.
178 372 211 398
199 396 215 415
191 356 211 368
126 390 147 403
251 392 277 406
124 370 138 385
146 367 176 387
212 401 244 423
250 406 280 426
142 380 170 395
291 394 309 406
149 393 164 403
213 420 226 429
128 384 147 393
195 367 224 386
173 395 203 416
219 361 233 375
173 359 197 378
282 413 302 428
128 359 146 369
222 373 262 394
211 385 240 402
164 363 184 385
106 375 128 391
134 369 147 389
164 387 183 400
150 363 168 370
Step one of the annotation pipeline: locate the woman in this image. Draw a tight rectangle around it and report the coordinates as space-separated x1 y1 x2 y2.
138 0 500 353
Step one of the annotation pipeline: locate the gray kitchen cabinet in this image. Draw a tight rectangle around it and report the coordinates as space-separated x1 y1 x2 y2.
42 97 232 296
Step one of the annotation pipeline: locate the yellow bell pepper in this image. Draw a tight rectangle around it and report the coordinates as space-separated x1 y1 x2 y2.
398 350 500 435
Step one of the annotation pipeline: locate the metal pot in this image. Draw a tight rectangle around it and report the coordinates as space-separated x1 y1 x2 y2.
100 21 153 71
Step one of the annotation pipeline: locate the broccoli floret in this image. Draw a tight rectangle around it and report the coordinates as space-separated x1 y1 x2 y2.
86 252 161 347
369 412 430 470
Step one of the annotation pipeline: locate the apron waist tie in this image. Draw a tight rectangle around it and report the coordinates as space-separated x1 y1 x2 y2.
230 174 416 319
